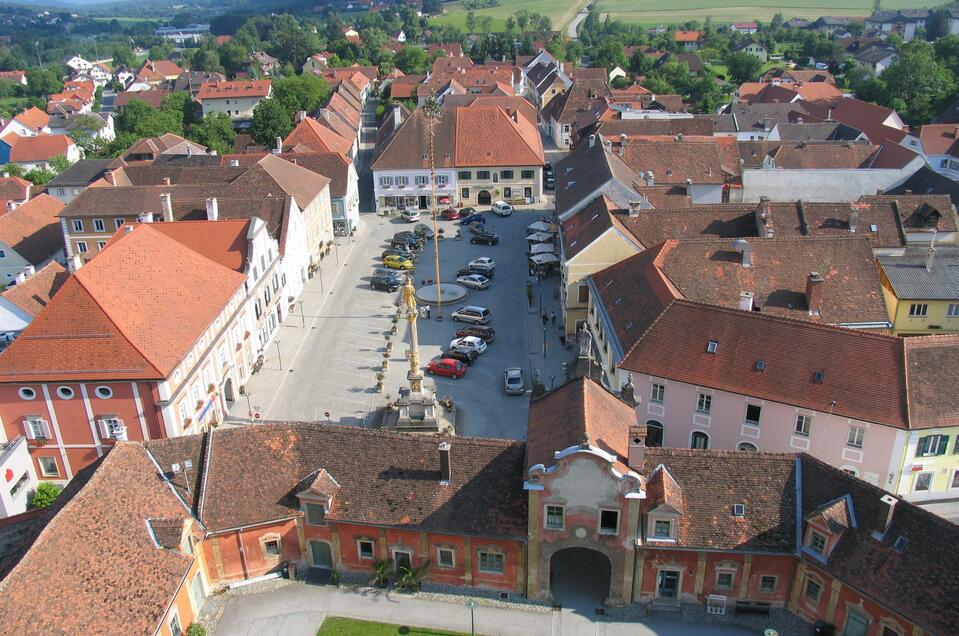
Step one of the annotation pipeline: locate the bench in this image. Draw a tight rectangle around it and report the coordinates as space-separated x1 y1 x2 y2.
735 601 771 616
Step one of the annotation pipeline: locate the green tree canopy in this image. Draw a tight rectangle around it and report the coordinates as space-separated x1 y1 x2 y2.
882 39 956 125
24 69 62 97
189 112 236 155
111 45 136 68
250 98 293 146
394 46 428 74
271 74 331 119
725 51 763 85
28 482 61 510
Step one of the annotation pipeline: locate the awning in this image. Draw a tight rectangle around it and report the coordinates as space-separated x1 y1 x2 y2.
530 253 560 264
530 243 555 255
527 221 550 232
526 231 555 242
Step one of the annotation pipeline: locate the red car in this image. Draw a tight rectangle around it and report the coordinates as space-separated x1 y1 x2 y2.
442 208 461 220
426 358 467 379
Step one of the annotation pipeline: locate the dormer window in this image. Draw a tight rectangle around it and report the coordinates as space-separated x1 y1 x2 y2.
653 519 672 538
808 530 827 554
305 503 326 525
706 340 718 353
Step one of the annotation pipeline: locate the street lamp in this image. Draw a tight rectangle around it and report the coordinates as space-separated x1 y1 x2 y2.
465 600 477 636
275 339 283 370
299 300 305 328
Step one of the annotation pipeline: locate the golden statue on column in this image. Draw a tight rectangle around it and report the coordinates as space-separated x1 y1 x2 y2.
401 275 423 393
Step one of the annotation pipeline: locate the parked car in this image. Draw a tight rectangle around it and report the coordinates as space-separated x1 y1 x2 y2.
456 266 494 280
414 223 434 238
389 236 422 250
455 325 496 342
470 232 499 246
459 207 476 216
545 174 555 191
401 209 421 222
468 257 495 272
426 358 467 379
451 305 491 324
460 213 486 226
449 336 488 355
440 349 478 365
491 201 513 216
456 274 491 290
382 247 416 261
504 367 525 394
370 270 401 291
383 254 415 270
393 231 423 244
442 208 461 220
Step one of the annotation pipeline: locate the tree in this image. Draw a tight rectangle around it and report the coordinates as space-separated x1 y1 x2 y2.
28 482 61 509
148 42 175 61
272 74 332 119
630 48 654 75
726 51 763 85
69 114 108 157
270 14 321 65
478 16 494 34
0 78 16 100
117 99 184 138
24 69 61 97
219 41 250 76
189 113 236 154
250 98 293 146
882 40 956 125
49 154 70 175
422 0 443 14
111 45 136 68
466 11 476 33
594 40 627 73
394 46 428 74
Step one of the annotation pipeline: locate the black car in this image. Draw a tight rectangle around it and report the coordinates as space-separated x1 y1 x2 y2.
455 325 496 342
470 232 500 246
389 236 422 250
456 266 494 279
370 271 401 291
382 247 415 261
441 349 478 365
393 231 423 244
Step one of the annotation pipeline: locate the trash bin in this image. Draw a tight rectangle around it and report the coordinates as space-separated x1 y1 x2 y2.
814 620 835 635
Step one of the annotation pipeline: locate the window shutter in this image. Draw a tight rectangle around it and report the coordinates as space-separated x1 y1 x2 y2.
23 419 35 439
937 436 949 456
98 418 110 439
917 436 930 456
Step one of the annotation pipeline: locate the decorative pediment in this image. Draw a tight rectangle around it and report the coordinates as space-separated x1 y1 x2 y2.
296 468 341 507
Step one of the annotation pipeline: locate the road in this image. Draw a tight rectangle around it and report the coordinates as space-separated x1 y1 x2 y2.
567 8 589 39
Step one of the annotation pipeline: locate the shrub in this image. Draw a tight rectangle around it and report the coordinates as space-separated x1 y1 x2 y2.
28 482 61 510
187 624 206 636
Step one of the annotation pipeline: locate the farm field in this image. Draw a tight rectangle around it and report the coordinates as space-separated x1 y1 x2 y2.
596 0 948 26
431 0 585 32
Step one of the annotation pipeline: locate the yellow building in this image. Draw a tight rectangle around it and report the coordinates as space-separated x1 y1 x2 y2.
877 250 959 334
897 427 959 499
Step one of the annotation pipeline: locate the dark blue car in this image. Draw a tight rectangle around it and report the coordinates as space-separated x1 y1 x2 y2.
459 213 486 225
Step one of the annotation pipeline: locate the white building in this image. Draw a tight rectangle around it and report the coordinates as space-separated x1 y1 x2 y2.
196 80 272 120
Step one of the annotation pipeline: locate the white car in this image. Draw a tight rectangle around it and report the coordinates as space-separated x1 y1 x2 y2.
401 209 421 222
468 257 495 271
491 201 513 216
504 368 525 394
449 336 488 355
456 274 491 290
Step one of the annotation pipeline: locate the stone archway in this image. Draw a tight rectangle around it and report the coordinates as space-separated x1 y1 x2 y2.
477 190 492 205
223 378 235 404
549 547 611 610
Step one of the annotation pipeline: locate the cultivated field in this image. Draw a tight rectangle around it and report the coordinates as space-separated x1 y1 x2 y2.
431 0 586 32
596 0 948 26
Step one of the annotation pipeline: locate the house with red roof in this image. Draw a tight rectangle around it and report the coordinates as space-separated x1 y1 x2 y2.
673 30 702 50
0 260 67 342
135 59 184 86
196 79 272 119
913 123 959 181
0 70 26 86
0 133 80 170
0 107 50 138
730 22 759 33
0 193 65 284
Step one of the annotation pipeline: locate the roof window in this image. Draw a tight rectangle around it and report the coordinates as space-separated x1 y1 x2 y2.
755 359 766 372
814 371 825 384
706 340 718 354
613 297 622 306
625 321 634 331
870 224 878 232
893 536 908 552
732 504 746 517
604 279 613 288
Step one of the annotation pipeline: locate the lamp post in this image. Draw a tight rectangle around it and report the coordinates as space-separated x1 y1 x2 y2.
245 391 253 417
299 300 305 328
275 339 283 370
465 600 477 636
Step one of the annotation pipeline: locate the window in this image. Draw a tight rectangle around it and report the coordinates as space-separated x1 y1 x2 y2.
415 175 428 186
478 551 504 573
379 176 394 187
953 470 959 489
101 417 125 440
880 627 902 636
436 175 448 186
262 537 281 557
77 241 88 253
576 285 589 304
55 386 74 399
18 387 36 400
357 539 374 559
169 613 183 636
458 170 472 180
844 611 871 636
737 442 758 452
72 219 83 232
706 340 718 353
522 169 534 179
38 456 58 477
93 219 104 232
908 303 928 317
691 431 709 449
650 383 665 403
305 502 326 525
914 472 933 491
599 509 619 534
951 160 959 171
95 385 113 399
847 426 865 449
189 572 205 613
461 188 469 198
477 170 490 180
745 404 762 425
917 434 949 457
396 176 409 186
715 571 734 591
759 575 777 593
948 304 959 318
653 519 672 538
437 547 455 568
809 531 827 554
545 504 564 530
795 414 811 436
115 218 124 229
0 250 4 258
177 401 189 427
500 170 514 180
697 393 712 413
804 579 822 603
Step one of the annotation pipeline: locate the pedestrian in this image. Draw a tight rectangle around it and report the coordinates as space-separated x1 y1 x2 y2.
550 311 556 325
425 304 431 319
541 311 548 326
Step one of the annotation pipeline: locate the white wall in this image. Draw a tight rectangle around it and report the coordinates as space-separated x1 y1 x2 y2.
202 95 266 119
0 435 38 517
740 161 923 202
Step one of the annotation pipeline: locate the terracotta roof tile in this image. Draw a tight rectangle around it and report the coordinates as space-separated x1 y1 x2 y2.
612 204 757 247
12 107 49 131
283 116 352 156
148 219 250 273
903 334 959 429
1 134 74 163
0 193 64 265
454 107 543 167
0 261 68 316
196 79 271 101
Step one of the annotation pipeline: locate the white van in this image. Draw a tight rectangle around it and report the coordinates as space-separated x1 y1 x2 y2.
451 305 492 324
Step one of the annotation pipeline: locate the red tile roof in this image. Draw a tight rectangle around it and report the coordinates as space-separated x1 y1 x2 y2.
283 116 352 156
12 107 49 132
1 134 74 163
114 89 171 109
453 106 543 167
917 123 959 157
673 30 701 42
0 193 64 265
148 219 250 273
0 261 68 316
196 79 272 101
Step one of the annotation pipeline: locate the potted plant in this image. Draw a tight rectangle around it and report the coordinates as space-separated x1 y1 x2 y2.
370 559 393 588
381 359 389 370
244 330 251 340
195 400 204 410
385 336 393 352
375 372 385 392
207 383 215 394
329 570 341 587
394 560 429 593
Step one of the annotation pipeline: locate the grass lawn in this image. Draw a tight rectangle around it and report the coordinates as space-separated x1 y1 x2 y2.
596 0 948 26
430 0 585 33
316 616 474 636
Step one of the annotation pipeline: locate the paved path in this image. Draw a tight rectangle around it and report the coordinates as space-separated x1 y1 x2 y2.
567 8 589 39
214 583 757 636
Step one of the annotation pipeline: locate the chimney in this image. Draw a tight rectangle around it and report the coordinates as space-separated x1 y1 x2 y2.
274 136 283 155
627 200 642 217
588 134 596 148
733 238 752 267
684 177 693 195
926 245 936 272
229 159 240 167
162 177 171 186
646 170 654 187
393 103 403 128
206 197 219 221
68 254 83 273
739 290 754 312
438 441 452 484
187 145 192 157
763 115 772 132
124 225 134 234
628 422 647 470
619 133 626 156
297 110 307 123
14 270 26 285
877 494 897 535
105 169 116 186
512 110 518 123
805 272 824 316
23 264 34 277
676 133 684 142
848 207 859 233
159 193 173 222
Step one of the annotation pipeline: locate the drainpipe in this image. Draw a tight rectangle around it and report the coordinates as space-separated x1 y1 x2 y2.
237 529 250 579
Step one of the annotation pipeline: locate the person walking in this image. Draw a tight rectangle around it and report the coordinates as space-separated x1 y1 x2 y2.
541 311 548 326
550 311 556 325
425 304 431 319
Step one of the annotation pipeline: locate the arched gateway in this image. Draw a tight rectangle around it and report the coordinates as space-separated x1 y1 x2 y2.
549 547 612 609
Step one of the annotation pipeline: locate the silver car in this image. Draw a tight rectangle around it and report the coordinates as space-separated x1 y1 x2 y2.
456 274 491 289
504 368 525 394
